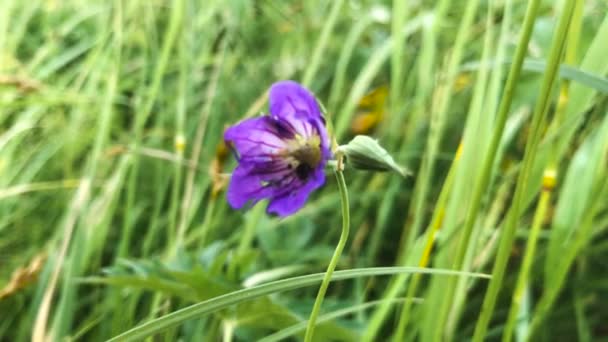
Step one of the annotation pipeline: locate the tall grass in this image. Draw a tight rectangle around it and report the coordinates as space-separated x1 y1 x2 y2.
1 0 607 341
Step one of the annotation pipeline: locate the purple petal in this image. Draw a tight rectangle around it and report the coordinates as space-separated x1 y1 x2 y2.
268 80 332 161
226 163 278 209
266 167 326 216
269 81 323 137
224 116 287 160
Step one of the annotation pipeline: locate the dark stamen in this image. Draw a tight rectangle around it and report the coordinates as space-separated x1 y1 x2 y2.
295 163 312 180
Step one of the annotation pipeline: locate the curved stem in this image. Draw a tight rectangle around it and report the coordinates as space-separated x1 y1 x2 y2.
304 169 350 342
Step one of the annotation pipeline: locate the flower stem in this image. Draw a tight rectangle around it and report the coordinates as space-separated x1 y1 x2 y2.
304 169 350 342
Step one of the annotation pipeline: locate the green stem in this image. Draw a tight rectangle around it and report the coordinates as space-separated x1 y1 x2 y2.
472 1 577 340
304 169 350 342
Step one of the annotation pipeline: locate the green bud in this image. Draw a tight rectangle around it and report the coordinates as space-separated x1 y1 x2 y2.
337 135 411 177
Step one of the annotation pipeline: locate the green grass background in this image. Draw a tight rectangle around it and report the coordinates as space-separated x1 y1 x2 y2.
1 0 607 341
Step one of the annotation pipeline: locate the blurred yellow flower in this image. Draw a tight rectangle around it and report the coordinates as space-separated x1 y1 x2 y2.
351 85 388 135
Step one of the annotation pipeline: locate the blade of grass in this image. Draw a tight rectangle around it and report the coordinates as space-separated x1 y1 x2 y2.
416 0 539 338
503 3 584 339
471 1 578 340
120 0 184 258
526 111 608 339
334 15 426 139
392 143 461 341
390 0 409 136
106 267 490 342
302 0 344 88
327 16 373 115
461 59 608 94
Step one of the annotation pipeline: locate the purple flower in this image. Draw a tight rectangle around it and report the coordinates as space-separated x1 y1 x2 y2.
224 81 332 217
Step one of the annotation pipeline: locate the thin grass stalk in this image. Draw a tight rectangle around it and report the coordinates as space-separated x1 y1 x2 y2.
362 7 448 340
176 31 227 250
302 0 344 87
327 17 372 115
502 171 553 342
95 11 126 335
360 0 410 272
0 1 9 67
46 25 123 337
410 1 486 339
392 143 461 341
362 143 458 342
390 0 408 133
395 0 466 266
119 0 184 258
115 2 183 333
365 175 397 264
168 16 189 254
393 14 468 336
196 196 217 248
402 12 436 141
444 2 497 336
363 10 449 341
527 103 608 339
548 13 608 169
32 180 91 342
333 16 426 139
526 175 608 340
418 0 540 339
471 1 578 339
227 204 264 280
502 3 584 338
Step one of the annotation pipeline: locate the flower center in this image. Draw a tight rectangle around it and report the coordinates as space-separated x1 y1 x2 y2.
285 134 322 180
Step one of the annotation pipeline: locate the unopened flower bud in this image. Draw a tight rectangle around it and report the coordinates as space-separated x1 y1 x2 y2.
337 135 411 177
